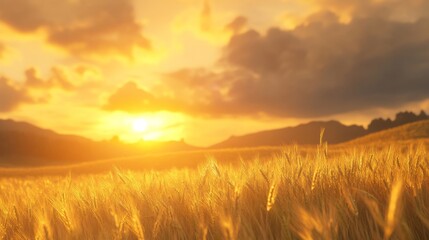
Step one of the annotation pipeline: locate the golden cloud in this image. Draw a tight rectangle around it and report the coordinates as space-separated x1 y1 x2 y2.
0 42 5 59
0 0 151 59
0 76 32 112
105 9 429 118
104 81 183 113
225 16 248 35
0 63 104 112
304 0 429 22
25 68 74 91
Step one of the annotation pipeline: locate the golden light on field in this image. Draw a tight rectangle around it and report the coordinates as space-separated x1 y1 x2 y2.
1 143 429 239
0 0 429 238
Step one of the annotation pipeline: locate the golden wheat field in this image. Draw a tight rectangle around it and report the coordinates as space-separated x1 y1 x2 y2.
1 142 428 240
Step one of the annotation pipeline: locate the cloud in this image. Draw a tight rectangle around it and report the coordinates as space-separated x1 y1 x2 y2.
105 10 429 118
160 68 257 116
0 77 32 112
25 67 74 91
105 74 243 116
22 64 103 92
200 0 212 32
306 0 429 22
225 16 248 35
0 42 5 59
102 0 429 118
215 15 429 117
0 0 150 58
104 81 182 113
0 65 100 112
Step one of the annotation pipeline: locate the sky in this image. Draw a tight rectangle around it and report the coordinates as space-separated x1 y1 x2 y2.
0 0 429 147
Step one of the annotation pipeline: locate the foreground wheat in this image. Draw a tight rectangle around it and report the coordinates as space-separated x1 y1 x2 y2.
0 143 428 239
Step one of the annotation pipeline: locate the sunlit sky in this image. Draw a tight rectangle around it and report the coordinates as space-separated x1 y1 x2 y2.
1 0 429 146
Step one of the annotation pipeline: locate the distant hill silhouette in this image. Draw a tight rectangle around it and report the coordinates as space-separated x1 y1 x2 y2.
348 120 429 144
1 109 428 166
0 119 197 166
211 110 429 149
211 121 366 149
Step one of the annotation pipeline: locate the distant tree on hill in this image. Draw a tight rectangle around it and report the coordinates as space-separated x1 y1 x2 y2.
367 118 393 133
395 111 419 126
418 110 428 120
367 110 428 133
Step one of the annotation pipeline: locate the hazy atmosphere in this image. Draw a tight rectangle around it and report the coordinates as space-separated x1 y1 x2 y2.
1 1 429 239
1 0 429 146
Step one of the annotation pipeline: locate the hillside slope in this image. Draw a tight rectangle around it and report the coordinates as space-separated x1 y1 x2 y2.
211 121 366 149
0 119 197 166
347 120 429 144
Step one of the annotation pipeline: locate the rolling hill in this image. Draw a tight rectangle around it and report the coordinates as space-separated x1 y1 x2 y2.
346 120 429 144
211 120 366 149
0 119 197 166
1 113 428 167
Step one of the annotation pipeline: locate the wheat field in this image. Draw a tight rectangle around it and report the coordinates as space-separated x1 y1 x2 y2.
0 142 428 240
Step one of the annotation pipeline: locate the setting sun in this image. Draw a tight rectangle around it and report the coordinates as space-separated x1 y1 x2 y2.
132 118 149 133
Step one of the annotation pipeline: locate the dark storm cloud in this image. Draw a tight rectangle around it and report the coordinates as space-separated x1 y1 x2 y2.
215 14 429 117
0 77 32 112
0 0 150 58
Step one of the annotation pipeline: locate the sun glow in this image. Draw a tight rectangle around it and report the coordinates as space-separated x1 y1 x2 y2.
132 118 149 133
98 113 186 143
